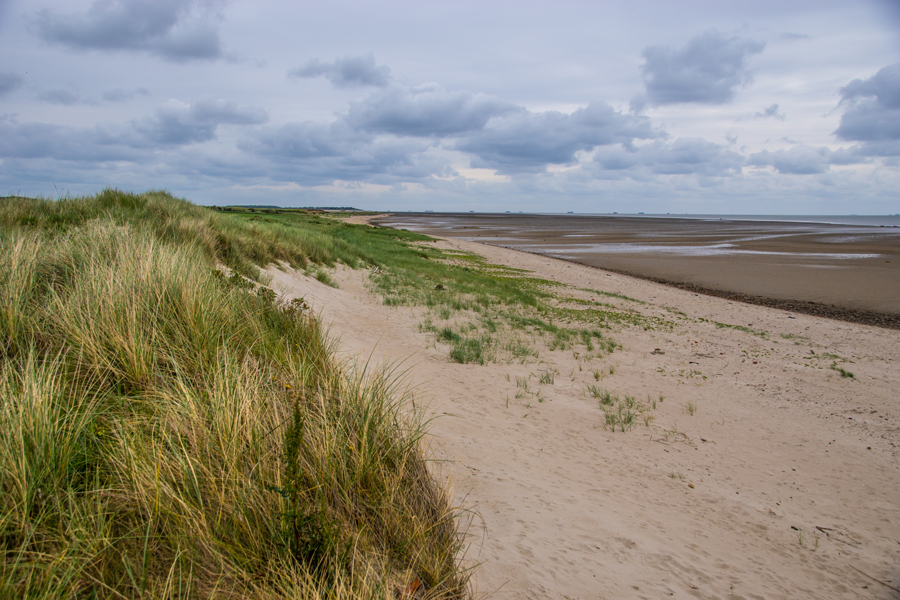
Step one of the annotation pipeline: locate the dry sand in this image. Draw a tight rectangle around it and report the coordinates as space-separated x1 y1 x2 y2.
266 226 900 599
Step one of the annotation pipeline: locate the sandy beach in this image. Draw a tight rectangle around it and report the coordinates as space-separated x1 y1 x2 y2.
267 221 900 599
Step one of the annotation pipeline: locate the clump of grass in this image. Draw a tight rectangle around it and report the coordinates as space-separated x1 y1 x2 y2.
438 327 462 343
586 388 654 432
830 362 855 378
311 266 338 287
703 318 768 339
575 287 646 304
503 339 539 363
683 400 698 415
539 371 555 385
587 385 615 406
449 336 490 365
0 191 470 599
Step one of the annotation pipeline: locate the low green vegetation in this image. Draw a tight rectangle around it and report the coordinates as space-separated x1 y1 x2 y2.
216 206 633 364
576 287 646 304
0 191 468 599
586 387 655 432
699 318 768 339
830 362 855 378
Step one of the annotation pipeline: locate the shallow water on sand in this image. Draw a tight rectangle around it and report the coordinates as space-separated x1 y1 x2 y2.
375 213 900 315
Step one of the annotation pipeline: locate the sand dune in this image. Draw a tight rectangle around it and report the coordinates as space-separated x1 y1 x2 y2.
266 233 900 599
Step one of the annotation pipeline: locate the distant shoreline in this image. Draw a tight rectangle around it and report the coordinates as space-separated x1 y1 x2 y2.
374 212 900 328
382 211 900 228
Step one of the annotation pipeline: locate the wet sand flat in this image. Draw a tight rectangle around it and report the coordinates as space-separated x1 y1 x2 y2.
375 214 900 319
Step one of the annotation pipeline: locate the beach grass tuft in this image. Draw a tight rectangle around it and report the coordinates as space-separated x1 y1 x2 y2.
586 387 655 432
0 190 470 599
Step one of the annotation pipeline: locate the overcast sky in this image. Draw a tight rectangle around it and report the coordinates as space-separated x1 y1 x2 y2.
1 0 899 213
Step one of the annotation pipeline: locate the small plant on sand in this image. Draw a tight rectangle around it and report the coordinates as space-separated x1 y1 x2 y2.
590 390 654 432
539 370 555 385
830 362 855 378
604 401 637 431
449 335 490 364
587 385 614 406
683 400 697 415
438 326 462 343
504 338 539 363
307 265 338 287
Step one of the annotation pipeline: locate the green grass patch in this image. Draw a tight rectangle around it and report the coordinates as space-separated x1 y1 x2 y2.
576 287 646 304
586 390 655 432
0 191 469 599
699 318 769 339
830 362 855 378
449 336 490 365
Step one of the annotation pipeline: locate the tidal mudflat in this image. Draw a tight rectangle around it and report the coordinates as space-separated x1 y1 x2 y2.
376 213 900 325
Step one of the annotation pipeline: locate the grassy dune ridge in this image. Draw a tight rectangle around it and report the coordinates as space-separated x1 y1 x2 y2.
0 190 469 599
217 208 629 370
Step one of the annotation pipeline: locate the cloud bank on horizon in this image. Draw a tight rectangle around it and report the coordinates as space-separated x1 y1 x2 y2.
1 0 898 213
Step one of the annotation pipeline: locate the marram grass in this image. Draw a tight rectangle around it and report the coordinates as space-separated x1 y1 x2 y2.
0 190 469 599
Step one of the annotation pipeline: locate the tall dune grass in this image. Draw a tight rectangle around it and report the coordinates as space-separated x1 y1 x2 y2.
0 190 469 599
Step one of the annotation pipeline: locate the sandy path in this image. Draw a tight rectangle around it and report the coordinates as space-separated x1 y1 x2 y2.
265 236 900 599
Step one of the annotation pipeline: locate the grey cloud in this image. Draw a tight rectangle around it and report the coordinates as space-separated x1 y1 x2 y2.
834 63 900 154
289 53 392 88
130 99 267 146
242 121 444 185
755 104 785 121
777 33 811 41
33 0 224 62
346 84 519 136
0 71 23 95
246 121 367 160
638 31 764 106
244 81 661 181
748 145 862 174
0 99 267 162
594 138 743 176
0 121 142 162
39 89 95 105
38 87 151 106
102 87 152 102
458 103 660 172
